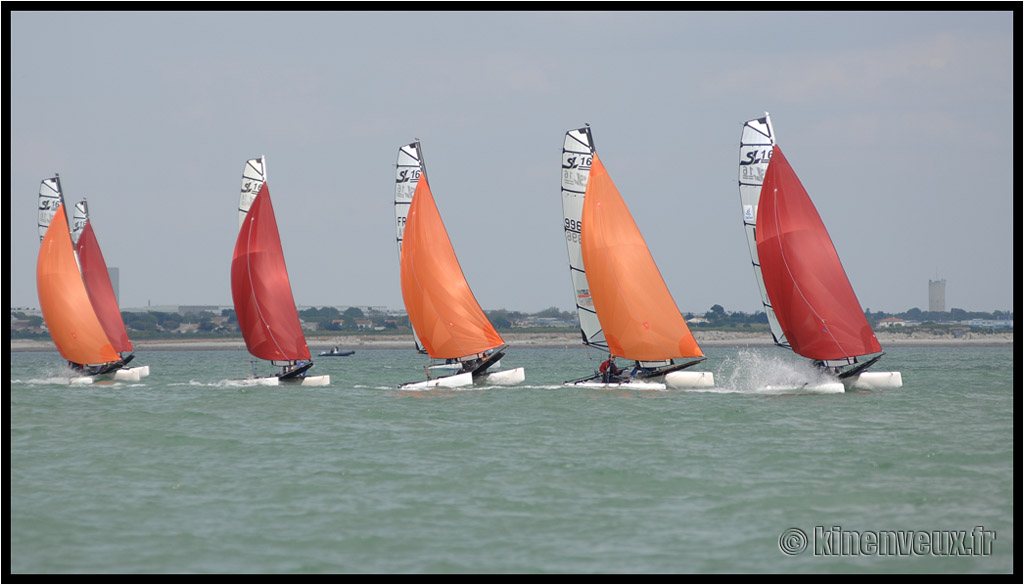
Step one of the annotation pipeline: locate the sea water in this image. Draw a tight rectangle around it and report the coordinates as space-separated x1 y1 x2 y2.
8 345 1015 574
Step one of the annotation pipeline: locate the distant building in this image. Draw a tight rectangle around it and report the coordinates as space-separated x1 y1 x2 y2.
878 317 907 327
929 279 946 312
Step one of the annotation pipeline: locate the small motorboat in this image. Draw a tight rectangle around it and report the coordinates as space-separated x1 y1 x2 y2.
319 347 355 357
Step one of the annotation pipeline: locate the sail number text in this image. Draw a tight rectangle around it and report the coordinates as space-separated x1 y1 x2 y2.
565 218 582 244
396 169 421 184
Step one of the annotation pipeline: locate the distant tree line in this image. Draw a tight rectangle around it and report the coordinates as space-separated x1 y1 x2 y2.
9 305 1013 340
865 307 1013 323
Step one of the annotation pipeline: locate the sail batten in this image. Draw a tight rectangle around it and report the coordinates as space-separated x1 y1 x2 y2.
398 141 504 360
231 158 310 362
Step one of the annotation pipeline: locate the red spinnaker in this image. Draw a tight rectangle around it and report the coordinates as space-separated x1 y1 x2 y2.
76 220 133 353
755 145 882 360
231 183 311 362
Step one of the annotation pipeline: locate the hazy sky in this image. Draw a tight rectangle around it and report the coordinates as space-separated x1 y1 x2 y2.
9 10 1015 316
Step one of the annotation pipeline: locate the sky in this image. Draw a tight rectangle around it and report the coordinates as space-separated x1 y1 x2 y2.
8 9 1016 316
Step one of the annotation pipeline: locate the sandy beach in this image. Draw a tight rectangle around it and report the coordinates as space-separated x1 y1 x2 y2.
9 330 1013 352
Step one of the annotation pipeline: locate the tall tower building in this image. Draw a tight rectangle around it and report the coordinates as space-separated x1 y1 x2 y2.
928 279 945 312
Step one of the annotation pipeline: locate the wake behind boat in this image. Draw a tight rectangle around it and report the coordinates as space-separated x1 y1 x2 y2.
36 175 148 384
231 157 328 387
559 125 714 390
394 140 525 389
737 113 902 392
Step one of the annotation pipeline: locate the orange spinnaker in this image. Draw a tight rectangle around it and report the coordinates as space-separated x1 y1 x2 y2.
400 176 504 359
37 204 120 365
581 153 702 361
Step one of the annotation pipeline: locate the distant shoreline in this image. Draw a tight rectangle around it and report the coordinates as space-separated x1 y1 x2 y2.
9 330 1013 352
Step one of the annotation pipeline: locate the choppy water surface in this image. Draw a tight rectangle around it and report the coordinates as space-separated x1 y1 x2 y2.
9 345 1015 574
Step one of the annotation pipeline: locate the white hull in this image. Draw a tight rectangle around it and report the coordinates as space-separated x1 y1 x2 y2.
113 368 141 382
664 370 715 389
566 379 668 390
761 371 903 393
477 367 525 386
258 375 330 386
69 365 149 385
297 375 331 387
400 371 474 389
844 371 903 391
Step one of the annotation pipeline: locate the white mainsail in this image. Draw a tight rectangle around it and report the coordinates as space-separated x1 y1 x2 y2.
239 156 266 229
394 141 426 353
71 200 88 245
738 113 788 348
561 126 608 350
38 176 62 242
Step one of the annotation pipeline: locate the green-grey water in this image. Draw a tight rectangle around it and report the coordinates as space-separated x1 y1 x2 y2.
9 345 1015 574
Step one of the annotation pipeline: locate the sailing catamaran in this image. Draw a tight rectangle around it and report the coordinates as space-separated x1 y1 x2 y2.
231 157 328 386
72 199 149 379
36 175 145 383
560 125 714 390
738 113 902 391
394 140 525 389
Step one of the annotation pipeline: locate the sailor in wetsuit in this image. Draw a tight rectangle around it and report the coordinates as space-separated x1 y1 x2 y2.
599 355 622 383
